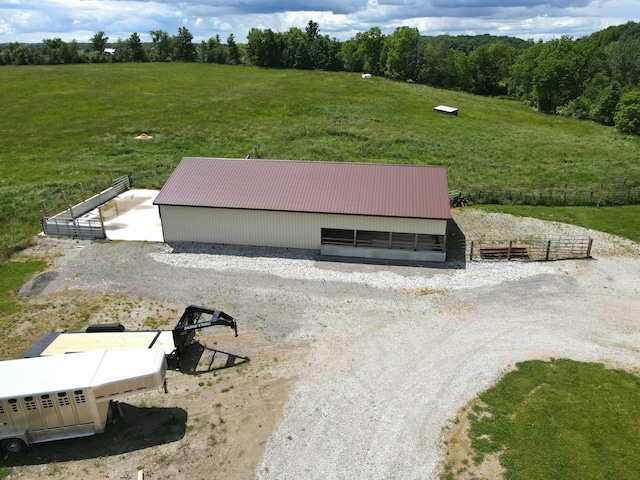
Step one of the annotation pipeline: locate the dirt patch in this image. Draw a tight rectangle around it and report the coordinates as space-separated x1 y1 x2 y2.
1 295 306 480
440 400 505 480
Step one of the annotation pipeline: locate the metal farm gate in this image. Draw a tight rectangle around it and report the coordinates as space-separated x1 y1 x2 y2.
41 175 131 240
469 235 593 262
527 235 593 261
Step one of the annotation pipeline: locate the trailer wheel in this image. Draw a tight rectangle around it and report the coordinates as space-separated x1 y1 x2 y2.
2 438 27 454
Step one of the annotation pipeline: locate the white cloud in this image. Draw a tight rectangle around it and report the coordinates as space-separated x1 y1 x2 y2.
0 0 638 43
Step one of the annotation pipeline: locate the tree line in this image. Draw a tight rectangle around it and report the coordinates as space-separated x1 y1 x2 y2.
2 20 639 134
0 28 241 65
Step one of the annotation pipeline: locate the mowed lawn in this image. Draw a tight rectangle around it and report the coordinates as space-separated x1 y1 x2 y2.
0 62 639 259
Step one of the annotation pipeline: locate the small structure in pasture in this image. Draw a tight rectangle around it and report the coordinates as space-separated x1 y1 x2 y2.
362 73 372 79
434 105 458 116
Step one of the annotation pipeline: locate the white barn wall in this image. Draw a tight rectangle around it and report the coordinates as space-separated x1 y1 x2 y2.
159 205 447 249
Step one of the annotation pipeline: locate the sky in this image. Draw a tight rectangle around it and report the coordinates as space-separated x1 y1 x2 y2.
0 0 638 45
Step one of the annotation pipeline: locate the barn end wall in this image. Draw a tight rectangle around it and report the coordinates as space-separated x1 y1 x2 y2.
158 206 447 251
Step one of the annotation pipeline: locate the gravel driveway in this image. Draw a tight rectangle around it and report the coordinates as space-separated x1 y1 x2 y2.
21 209 640 479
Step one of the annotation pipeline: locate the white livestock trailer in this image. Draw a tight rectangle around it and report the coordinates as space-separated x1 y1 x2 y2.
0 349 167 454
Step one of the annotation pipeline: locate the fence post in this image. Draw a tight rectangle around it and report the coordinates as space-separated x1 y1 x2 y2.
80 183 86 202
41 200 48 218
469 241 474 261
508 240 512 260
545 240 551 261
69 204 76 224
586 238 593 258
99 208 106 238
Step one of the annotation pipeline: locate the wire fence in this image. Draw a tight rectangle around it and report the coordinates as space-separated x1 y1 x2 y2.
450 179 640 207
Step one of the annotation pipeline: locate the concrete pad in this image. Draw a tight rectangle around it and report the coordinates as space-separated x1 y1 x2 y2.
101 189 164 242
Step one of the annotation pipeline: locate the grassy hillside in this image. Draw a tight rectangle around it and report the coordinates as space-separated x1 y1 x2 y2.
0 63 639 259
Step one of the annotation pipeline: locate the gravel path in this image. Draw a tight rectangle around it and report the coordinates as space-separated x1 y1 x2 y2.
22 210 640 479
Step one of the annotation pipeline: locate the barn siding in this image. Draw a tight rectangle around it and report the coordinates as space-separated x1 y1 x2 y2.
159 206 447 249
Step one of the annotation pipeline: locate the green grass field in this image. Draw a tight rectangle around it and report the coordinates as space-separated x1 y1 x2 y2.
477 204 640 244
1 63 639 260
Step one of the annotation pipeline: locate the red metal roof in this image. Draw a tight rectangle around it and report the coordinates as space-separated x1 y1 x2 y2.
153 158 451 220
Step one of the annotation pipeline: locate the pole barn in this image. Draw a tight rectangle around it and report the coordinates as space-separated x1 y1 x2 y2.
153 158 451 263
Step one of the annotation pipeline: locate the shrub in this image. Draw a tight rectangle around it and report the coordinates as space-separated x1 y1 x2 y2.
615 89 640 135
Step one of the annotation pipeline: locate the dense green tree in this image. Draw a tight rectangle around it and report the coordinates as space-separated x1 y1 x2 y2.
227 34 241 64
149 30 173 61
312 34 342 71
113 37 132 62
469 43 517 95
383 26 424 81
43 38 65 64
0 42 32 65
423 35 461 89
283 27 312 69
529 36 595 113
129 32 145 62
246 28 266 66
609 38 640 87
90 31 108 53
559 72 622 123
591 80 622 125
352 27 385 74
42 38 80 64
246 28 284 67
199 36 218 63
614 89 640 135
306 20 320 41
339 38 362 72
508 42 545 102
210 35 227 64
174 27 196 62
304 21 341 70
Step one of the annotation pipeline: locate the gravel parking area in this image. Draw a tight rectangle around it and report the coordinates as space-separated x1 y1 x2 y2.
16 209 640 479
